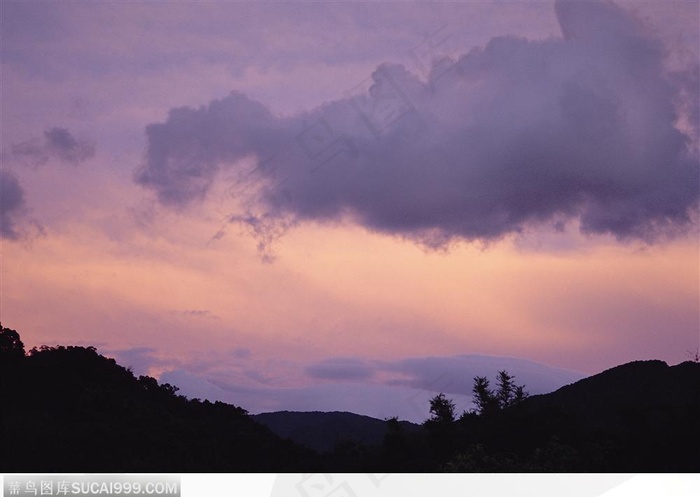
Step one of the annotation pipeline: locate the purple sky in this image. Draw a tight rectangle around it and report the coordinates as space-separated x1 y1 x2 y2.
1 0 698 422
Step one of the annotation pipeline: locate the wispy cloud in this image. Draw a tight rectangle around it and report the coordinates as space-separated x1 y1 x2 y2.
306 357 375 381
0 170 27 239
163 353 585 422
172 309 220 320
7 127 95 168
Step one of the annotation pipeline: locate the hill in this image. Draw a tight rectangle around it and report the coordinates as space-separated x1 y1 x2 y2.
0 329 319 472
2 325 698 472
444 360 700 471
511 360 700 471
252 411 421 453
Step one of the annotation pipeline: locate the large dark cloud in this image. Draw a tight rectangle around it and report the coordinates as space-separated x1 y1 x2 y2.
0 170 28 239
9 127 95 168
135 92 281 207
135 0 699 248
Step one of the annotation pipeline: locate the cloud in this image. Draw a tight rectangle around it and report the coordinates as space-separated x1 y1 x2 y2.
9 127 95 168
135 92 281 207
162 353 585 423
172 309 220 320
136 0 699 250
0 170 27 239
306 357 375 381
232 347 252 360
106 346 162 376
304 354 584 398
161 368 430 421
382 354 585 398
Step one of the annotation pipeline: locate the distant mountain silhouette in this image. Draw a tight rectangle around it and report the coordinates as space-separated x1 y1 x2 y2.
2 324 698 472
252 411 421 453
525 359 700 422
443 360 700 471
0 331 319 472
504 360 700 471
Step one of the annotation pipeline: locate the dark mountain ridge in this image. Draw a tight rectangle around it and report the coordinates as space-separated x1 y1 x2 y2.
252 410 421 453
1 325 698 471
0 338 319 472
445 359 700 471
507 359 700 471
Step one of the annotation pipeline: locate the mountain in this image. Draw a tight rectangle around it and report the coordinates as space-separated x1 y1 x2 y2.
516 360 700 471
2 325 698 472
252 411 421 453
0 337 319 472
524 359 700 424
446 360 700 471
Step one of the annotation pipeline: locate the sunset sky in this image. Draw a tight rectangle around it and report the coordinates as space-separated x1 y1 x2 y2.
2 0 698 422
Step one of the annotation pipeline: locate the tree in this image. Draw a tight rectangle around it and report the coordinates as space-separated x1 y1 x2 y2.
428 393 456 423
472 376 498 416
0 324 25 361
513 384 528 405
472 371 528 416
496 370 528 408
383 416 406 454
496 370 515 408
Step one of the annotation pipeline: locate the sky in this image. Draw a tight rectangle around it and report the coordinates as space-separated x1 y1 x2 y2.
1 0 698 423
